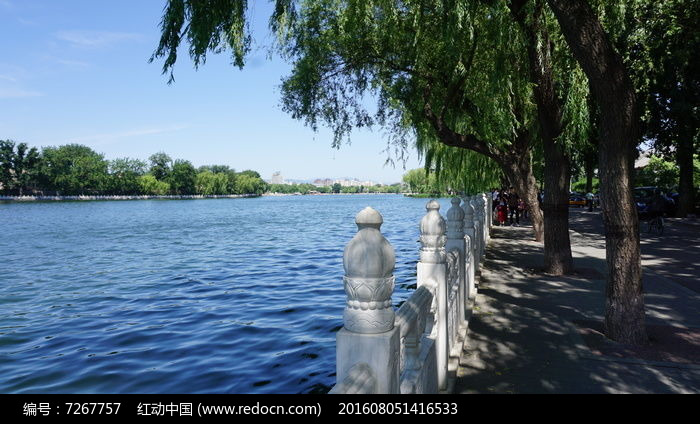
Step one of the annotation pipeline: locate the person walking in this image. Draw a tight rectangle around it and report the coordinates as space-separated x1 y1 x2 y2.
519 198 528 220
497 197 508 226
508 188 520 226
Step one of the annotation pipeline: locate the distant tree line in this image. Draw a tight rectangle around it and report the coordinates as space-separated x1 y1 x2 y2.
267 182 402 194
0 141 267 196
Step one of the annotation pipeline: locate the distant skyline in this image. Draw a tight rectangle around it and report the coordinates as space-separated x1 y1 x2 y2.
0 1 422 184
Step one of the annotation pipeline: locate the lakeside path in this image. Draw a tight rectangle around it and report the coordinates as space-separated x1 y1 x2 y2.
454 209 700 393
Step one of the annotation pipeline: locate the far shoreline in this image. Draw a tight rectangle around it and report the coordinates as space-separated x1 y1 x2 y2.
0 194 261 203
0 192 447 203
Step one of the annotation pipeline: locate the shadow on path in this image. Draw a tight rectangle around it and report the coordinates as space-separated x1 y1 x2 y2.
453 224 700 394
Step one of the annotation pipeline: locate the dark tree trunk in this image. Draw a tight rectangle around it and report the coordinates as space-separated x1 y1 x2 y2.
505 161 545 243
547 0 647 345
512 0 573 274
676 134 695 217
584 152 595 194
499 130 545 243
542 141 573 274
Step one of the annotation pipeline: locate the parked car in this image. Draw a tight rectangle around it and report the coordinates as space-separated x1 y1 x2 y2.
569 194 586 207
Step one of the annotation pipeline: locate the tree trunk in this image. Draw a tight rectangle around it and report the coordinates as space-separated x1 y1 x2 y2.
502 154 544 243
422 96 544 242
676 134 695 217
547 0 647 345
584 152 595 194
513 0 573 275
542 141 573 274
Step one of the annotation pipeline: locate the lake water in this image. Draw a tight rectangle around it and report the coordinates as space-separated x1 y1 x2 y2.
0 195 455 393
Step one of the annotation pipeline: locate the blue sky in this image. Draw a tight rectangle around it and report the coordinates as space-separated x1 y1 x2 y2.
0 0 421 184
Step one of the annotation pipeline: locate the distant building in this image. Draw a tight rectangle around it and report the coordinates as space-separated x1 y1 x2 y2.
270 171 285 185
313 178 334 186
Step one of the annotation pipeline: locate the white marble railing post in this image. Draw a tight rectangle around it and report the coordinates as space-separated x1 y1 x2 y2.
481 193 490 245
475 195 486 260
335 207 400 394
470 196 483 271
488 194 493 231
446 198 466 335
417 200 448 392
462 198 476 301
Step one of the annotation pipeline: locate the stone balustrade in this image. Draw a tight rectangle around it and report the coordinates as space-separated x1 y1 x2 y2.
331 195 492 394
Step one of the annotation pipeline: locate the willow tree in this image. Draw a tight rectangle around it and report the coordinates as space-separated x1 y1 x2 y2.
152 0 546 243
151 0 649 344
545 0 647 344
421 143 503 195
510 0 574 274
277 0 550 240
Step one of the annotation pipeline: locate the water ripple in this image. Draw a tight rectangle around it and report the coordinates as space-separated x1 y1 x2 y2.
0 195 453 393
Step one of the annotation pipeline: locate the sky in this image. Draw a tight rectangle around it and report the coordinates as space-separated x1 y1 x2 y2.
0 0 422 184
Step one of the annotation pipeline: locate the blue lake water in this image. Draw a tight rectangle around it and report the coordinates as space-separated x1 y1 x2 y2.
0 195 455 393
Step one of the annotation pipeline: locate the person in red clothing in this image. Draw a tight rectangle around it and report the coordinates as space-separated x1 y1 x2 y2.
496 197 508 226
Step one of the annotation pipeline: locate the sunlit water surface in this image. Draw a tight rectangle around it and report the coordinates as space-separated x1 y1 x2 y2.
0 195 454 393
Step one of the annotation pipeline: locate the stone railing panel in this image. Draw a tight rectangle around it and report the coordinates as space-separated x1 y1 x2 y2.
329 363 376 394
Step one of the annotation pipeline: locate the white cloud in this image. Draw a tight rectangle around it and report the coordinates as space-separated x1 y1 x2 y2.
68 125 189 145
17 17 38 26
0 64 41 98
55 30 142 48
0 87 42 98
55 58 91 68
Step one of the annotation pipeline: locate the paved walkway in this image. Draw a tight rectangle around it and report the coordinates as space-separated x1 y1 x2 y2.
453 212 700 393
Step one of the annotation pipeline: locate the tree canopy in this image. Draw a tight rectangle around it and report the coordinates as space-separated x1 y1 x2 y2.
150 0 700 345
0 142 267 197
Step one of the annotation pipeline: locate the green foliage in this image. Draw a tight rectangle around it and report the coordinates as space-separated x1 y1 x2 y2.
149 152 173 181
266 182 397 194
238 169 261 179
200 165 239 193
0 139 40 195
420 144 502 195
193 171 229 195
635 155 700 190
38 144 108 195
149 0 544 200
0 143 267 197
168 159 197 194
108 158 147 195
268 183 317 194
402 168 447 195
571 177 599 193
138 174 170 195
195 170 217 195
199 164 233 174
235 173 267 195
625 0 700 147
151 0 251 83
365 184 401 194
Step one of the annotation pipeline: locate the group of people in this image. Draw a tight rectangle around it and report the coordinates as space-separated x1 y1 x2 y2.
491 187 528 226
